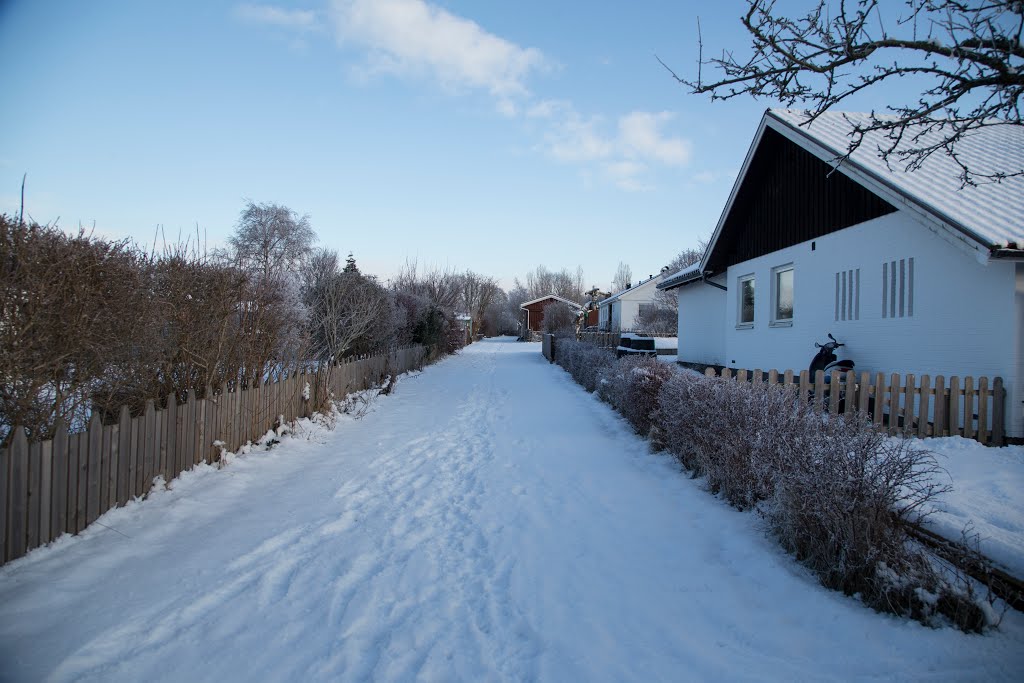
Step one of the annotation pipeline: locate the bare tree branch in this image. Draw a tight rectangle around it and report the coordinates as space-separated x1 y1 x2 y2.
663 0 1024 184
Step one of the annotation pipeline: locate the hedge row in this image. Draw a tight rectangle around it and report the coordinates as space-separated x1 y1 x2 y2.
552 339 999 632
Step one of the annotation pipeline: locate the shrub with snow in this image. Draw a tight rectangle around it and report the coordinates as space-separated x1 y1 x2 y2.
656 373 799 507
554 339 616 394
553 347 1000 632
598 356 676 437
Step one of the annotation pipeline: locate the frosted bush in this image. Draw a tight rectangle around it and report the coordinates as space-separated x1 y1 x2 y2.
598 356 676 437
554 340 615 394
655 372 802 507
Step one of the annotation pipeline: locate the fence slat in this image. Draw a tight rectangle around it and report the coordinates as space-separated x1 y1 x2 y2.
918 375 932 438
166 393 178 482
146 401 157 491
843 370 857 415
117 406 131 505
27 440 41 552
158 400 168 482
828 371 841 415
963 377 975 441
933 376 947 436
858 371 871 414
888 374 901 435
904 374 916 436
51 420 68 540
813 370 826 409
993 377 1005 446
871 373 884 427
1 437 10 561
207 386 218 465
131 413 143 498
194 395 204 471
977 377 989 445
76 428 89 533
85 415 102 526
948 376 961 437
185 390 197 469
38 440 52 546
7 429 28 561
103 424 116 511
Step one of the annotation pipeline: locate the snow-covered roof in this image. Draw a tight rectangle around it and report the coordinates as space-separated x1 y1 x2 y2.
768 109 1024 252
519 294 583 310
599 273 663 306
656 261 702 291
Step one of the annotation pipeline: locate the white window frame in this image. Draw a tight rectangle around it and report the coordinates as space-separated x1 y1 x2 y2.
770 263 794 327
737 273 755 329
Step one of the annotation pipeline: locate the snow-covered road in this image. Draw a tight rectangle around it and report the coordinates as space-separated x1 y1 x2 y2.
1 337 1022 682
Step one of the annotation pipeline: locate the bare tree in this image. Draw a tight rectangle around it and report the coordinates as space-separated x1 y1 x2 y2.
635 243 707 334
611 261 633 293
520 264 586 303
541 301 578 335
459 271 500 336
665 0 1024 184
303 252 389 363
230 200 316 277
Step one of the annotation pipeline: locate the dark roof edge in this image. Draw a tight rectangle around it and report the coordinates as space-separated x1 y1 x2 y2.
657 270 705 291
765 110 997 254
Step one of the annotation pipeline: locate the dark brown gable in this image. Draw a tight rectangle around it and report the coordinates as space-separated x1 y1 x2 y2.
705 127 896 274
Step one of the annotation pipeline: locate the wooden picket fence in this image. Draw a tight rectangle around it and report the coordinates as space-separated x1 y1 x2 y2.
703 367 1005 446
0 345 428 565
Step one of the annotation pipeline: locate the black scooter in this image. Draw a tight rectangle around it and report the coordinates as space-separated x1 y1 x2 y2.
809 334 856 412
809 333 854 378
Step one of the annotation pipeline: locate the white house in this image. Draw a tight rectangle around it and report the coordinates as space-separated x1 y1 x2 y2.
597 273 665 331
658 109 1024 438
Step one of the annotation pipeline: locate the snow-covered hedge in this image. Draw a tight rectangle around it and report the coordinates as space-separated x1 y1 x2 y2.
598 355 675 438
552 339 1000 632
554 339 616 394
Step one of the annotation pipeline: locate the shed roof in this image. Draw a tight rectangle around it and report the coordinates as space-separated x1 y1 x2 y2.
599 273 663 305
519 294 583 310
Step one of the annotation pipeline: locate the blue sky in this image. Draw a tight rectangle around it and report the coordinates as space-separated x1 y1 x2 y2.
0 0 896 290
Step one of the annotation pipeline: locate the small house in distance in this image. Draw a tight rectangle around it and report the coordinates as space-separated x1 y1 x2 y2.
598 273 665 331
520 295 583 339
658 108 1024 438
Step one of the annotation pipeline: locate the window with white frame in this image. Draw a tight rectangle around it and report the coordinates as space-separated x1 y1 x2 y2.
737 274 755 326
771 264 794 325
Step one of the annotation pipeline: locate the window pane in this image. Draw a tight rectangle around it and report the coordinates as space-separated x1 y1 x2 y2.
775 268 793 320
740 278 755 323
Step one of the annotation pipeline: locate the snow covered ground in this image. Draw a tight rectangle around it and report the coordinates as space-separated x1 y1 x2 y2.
920 436 1024 577
0 337 1022 681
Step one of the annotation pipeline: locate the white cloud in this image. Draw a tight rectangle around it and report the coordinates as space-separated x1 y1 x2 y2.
618 111 692 166
329 0 546 99
234 4 320 31
603 161 651 192
495 99 518 118
544 110 614 163
537 105 693 189
690 168 739 185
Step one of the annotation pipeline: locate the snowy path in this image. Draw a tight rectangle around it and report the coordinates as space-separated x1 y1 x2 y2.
1 337 1022 682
